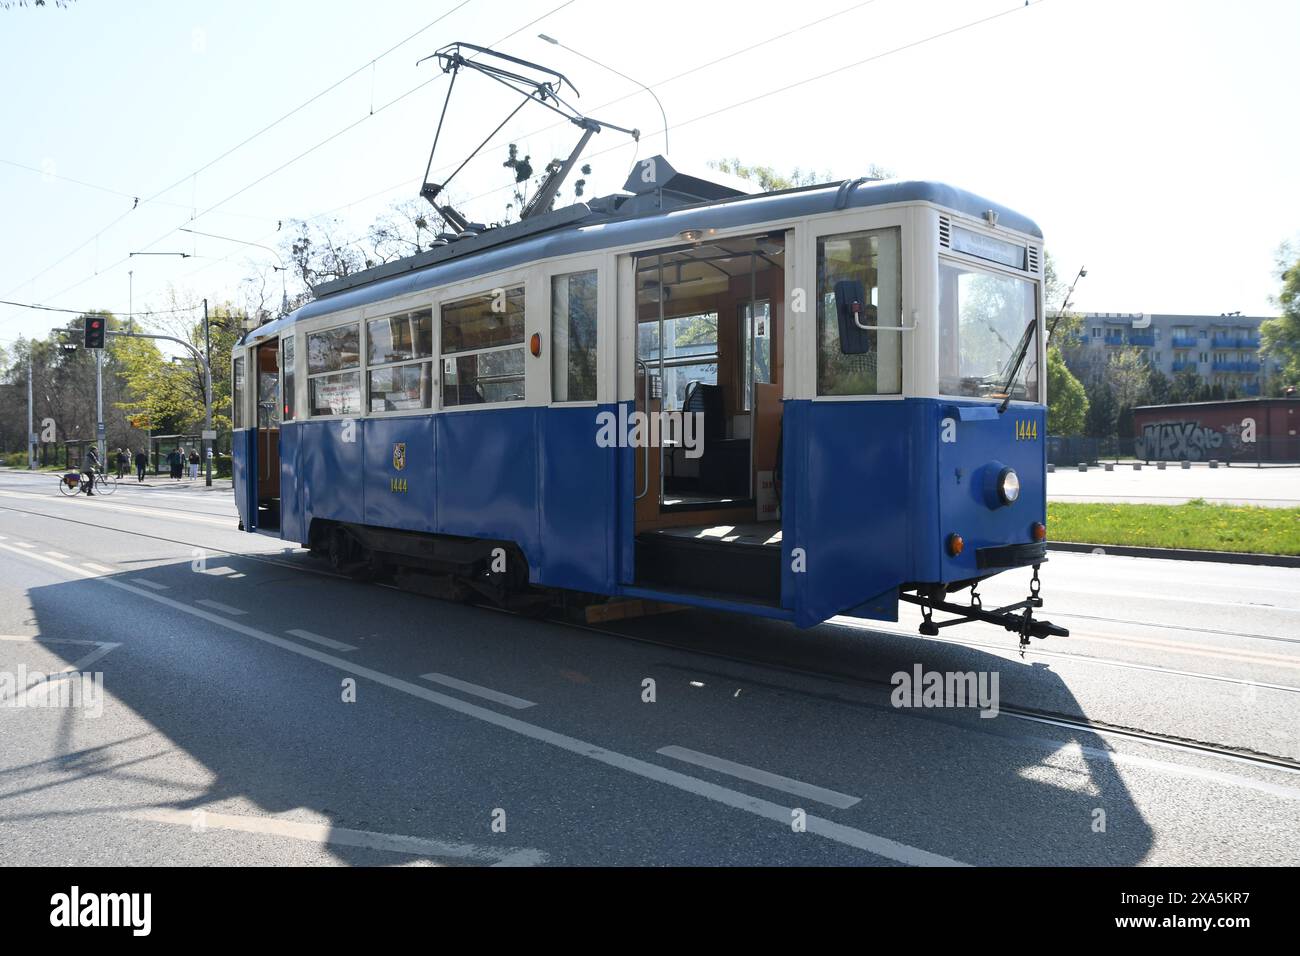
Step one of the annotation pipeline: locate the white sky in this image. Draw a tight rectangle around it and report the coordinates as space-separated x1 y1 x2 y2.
1 0 1297 350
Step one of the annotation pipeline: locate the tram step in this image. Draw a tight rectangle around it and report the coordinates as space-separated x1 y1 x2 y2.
634 532 781 605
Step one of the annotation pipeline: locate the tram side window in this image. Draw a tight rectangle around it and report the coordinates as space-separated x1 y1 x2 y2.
441 287 526 407
367 309 433 412
307 323 362 416
551 270 598 402
232 355 245 429
816 228 902 396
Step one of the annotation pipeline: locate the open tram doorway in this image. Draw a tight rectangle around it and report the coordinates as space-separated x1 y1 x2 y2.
253 339 281 529
630 231 786 605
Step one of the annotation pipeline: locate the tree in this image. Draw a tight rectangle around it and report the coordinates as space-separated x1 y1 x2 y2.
500 143 592 223
1147 367 1173 405
1045 347 1087 435
1261 245 1300 390
1170 366 1201 404
1085 379 1118 439
113 294 242 446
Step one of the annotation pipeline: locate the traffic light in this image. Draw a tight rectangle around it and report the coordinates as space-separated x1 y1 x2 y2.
84 316 105 349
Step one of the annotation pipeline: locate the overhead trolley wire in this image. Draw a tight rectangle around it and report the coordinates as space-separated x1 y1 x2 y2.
0 0 479 322
123 0 580 306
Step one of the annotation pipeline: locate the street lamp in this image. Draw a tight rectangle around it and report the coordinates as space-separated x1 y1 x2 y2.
538 33 670 154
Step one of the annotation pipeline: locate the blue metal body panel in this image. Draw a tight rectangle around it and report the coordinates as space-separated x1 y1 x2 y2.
536 404 618 593
240 405 621 595
300 419 365 527
779 398 1043 627
280 423 306 543
432 406 539 573
235 397 1046 628
363 415 436 533
232 428 256 530
783 399 918 627
935 402 1047 578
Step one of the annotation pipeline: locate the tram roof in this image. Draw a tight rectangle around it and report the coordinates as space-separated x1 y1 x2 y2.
245 171 1041 345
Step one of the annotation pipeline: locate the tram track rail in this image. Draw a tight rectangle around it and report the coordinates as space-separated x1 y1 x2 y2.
0 493 1298 773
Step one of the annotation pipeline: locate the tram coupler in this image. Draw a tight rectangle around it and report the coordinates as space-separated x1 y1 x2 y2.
902 574 1069 645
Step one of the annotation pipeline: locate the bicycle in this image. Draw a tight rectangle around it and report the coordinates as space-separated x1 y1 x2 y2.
57 468 117 497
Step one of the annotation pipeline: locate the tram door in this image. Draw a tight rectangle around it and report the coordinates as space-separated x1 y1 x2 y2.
624 232 788 603
254 339 281 528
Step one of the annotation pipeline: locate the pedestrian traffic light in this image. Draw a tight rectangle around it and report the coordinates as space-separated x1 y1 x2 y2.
84 316 105 349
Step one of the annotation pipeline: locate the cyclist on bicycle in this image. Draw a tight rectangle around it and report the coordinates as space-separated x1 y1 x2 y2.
83 447 100 496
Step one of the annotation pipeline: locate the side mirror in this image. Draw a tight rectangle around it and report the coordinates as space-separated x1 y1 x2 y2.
834 279 876 354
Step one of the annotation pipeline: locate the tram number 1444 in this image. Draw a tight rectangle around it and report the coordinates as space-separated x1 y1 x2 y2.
1015 419 1039 441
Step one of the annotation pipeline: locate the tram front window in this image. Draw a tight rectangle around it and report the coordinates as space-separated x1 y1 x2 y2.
938 262 1040 402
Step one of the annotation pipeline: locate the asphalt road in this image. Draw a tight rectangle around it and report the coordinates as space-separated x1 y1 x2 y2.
0 469 1296 866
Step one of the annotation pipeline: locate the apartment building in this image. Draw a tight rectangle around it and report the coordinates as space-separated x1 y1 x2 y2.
1066 312 1282 396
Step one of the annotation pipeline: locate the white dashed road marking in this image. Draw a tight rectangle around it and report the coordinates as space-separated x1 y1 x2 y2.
420 672 537 710
194 599 246 616
657 745 862 809
0 541 967 866
287 629 357 653
134 579 169 591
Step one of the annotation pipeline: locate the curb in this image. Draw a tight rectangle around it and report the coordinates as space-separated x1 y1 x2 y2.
1048 541 1300 569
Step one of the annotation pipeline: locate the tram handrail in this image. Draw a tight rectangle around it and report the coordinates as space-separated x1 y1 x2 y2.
634 359 651 500
854 314 918 332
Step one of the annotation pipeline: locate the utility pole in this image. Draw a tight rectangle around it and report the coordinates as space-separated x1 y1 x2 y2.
203 298 213 487
26 355 34 470
95 346 105 469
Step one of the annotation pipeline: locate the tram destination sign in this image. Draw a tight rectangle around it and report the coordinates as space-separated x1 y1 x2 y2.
950 226 1026 270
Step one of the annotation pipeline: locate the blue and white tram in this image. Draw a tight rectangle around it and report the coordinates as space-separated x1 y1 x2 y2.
232 157 1066 641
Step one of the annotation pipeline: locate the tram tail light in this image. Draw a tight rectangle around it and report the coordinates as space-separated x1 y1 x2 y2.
1031 522 1046 542
946 533 964 557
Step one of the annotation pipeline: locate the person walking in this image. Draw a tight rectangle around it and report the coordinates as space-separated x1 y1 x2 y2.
188 448 200 480
168 447 181 480
134 448 148 483
115 448 128 479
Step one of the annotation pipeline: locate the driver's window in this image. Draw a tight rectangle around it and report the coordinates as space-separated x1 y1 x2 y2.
816 228 901 395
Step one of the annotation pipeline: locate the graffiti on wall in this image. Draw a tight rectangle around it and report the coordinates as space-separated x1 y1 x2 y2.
1137 420 1224 460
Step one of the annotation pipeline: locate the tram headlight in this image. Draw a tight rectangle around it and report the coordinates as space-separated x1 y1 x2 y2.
997 467 1020 505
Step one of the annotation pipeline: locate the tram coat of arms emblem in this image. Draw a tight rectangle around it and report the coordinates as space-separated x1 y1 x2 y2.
392 443 406 471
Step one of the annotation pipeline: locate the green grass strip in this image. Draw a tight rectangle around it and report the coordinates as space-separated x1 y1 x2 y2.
1047 499 1300 556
